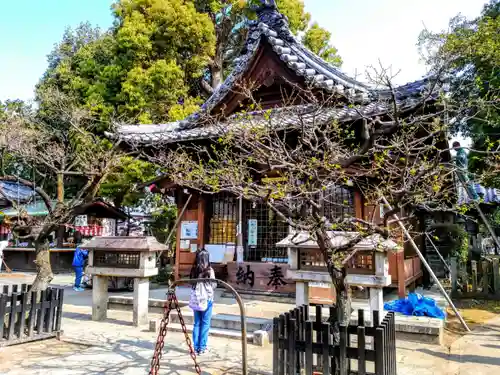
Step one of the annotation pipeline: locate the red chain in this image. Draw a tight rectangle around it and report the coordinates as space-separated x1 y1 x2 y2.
149 290 201 375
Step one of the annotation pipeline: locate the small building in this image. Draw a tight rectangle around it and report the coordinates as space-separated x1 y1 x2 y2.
109 2 451 300
1 198 128 272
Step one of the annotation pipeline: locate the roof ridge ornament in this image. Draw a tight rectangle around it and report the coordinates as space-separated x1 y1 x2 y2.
253 0 293 41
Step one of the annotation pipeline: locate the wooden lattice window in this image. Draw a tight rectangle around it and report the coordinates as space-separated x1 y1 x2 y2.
94 251 140 269
346 252 375 275
208 193 238 245
244 200 288 263
299 248 327 271
323 186 355 222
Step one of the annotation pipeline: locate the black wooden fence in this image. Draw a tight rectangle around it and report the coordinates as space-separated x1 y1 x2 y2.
273 305 396 375
0 284 64 347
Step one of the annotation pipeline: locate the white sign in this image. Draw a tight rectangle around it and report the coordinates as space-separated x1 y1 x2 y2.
102 218 116 236
309 282 331 289
224 243 236 263
248 219 258 246
206 244 226 263
74 215 88 227
180 221 198 239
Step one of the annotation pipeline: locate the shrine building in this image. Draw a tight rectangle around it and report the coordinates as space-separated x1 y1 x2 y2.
109 2 449 302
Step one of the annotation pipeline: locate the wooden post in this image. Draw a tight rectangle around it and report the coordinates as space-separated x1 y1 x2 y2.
288 318 296 375
396 252 406 298
272 318 279 375
492 258 500 294
451 258 458 295
481 260 489 294
471 261 478 293
461 262 469 292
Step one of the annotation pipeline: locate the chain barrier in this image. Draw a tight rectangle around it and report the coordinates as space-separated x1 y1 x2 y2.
148 289 201 375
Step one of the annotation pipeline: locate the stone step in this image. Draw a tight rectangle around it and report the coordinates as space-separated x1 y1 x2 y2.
220 290 295 304
167 323 255 343
169 309 271 333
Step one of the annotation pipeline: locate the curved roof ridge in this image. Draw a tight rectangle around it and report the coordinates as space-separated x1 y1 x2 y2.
160 2 440 132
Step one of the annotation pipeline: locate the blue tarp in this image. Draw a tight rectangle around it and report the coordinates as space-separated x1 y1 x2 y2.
384 293 445 319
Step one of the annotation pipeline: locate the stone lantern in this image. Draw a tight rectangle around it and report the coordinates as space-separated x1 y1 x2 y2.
277 231 399 321
85 236 166 326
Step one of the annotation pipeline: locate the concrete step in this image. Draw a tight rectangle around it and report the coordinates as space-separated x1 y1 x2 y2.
108 295 187 314
169 309 272 332
167 323 254 343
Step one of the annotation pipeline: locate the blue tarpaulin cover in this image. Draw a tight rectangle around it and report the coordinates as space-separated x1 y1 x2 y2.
384 293 445 319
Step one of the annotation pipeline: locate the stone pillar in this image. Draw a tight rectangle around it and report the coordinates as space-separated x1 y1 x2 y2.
369 287 384 324
133 277 150 326
296 281 309 306
92 275 108 321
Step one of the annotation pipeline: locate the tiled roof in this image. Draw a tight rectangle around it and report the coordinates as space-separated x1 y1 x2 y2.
111 98 424 145
109 1 441 145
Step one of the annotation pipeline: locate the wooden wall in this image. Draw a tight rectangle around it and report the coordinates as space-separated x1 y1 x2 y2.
171 188 420 298
175 192 205 279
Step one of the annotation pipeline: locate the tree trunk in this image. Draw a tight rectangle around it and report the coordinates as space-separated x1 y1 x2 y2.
315 229 352 326
56 172 65 247
30 238 54 292
211 65 223 89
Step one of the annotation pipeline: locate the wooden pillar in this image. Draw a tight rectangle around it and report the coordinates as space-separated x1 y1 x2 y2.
451 258 458 295
174 190 183 281
197 195 206 249
397 252 406 298
354 191 363 219
471 261 478 293
482 260 489 294
493 258 500 294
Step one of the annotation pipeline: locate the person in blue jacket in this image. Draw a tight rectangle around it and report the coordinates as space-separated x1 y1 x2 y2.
72 245 88 292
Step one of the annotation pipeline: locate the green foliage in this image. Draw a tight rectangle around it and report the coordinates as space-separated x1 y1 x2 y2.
419 0 500 183
99 157 158 207
150 264 174 285
37 0 216 125
302 22 342 66
431 223 469 263
148 201 177 248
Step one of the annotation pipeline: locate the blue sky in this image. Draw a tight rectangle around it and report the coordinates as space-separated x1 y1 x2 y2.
0 0 114 102
0 0 487 102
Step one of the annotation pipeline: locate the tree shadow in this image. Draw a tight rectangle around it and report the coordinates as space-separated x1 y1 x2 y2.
18 338 272 375
417 348 500 366
62 311 134 327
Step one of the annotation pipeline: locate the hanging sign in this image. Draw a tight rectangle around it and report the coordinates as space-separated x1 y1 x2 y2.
74 215 88 227
248 219 258 246
180 221 198 239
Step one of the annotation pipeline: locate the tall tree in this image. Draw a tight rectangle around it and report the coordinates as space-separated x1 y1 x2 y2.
419 0 500 183
194 0 342 92
0 89 125 291
35 0 341 208
38 0 216 125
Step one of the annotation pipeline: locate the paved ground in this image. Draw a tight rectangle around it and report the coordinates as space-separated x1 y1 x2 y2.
1 272 499 374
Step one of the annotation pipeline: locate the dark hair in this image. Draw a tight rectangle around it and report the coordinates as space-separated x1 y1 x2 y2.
452 141 461 148
190 248 211 279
